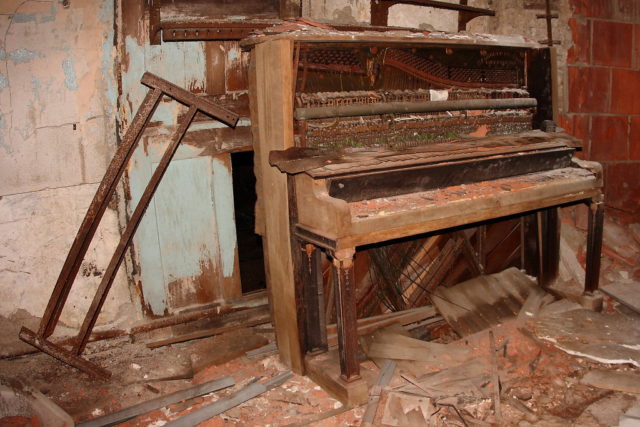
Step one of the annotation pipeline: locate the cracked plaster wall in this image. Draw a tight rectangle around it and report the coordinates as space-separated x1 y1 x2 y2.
0 0 138 334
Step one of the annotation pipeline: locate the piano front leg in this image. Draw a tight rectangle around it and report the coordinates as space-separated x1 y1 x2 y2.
331 247 361 383
585 198 604 293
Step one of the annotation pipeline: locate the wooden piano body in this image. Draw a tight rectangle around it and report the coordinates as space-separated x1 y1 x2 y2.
245 28 604 404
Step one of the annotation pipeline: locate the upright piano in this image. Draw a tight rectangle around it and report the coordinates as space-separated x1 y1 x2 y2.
244 26 604 404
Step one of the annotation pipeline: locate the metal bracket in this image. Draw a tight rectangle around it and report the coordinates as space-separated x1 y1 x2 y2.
20 72 239 378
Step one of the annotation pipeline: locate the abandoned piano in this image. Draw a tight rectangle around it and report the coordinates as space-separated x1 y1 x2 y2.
245 27 604 404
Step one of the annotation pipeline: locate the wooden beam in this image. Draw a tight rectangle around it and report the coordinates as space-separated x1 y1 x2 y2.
250 39 303 373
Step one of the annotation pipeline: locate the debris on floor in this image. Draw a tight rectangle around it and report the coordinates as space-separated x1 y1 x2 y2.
2 209 639 427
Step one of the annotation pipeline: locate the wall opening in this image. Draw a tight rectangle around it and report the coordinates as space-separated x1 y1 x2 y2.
230 151 266 293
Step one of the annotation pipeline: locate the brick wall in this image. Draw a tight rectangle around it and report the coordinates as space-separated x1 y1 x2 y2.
561 0 640 216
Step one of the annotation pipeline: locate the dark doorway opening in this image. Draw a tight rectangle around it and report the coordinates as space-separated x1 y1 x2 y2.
230 151 266 293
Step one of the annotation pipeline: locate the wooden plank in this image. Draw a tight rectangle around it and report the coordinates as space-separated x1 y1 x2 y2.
601 282 640 315
432 267 538 337
165 372 292 427
146 306 270 348
240 31 542 50
398 359 490 398
367 333 473 364
205 41 226 95
580 369 640 394
225 41 249 92
189 329 269 373
250 39 303 373
325 306 437 346
77 376 235 427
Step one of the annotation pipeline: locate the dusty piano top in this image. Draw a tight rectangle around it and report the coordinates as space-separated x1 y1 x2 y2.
240 21 543 49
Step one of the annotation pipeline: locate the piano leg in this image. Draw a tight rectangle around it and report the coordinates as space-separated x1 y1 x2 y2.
331 248 361 383
301 242 328 353
584 200 604 293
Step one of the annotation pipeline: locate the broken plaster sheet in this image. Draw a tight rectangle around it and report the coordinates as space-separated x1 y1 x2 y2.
531 308 640 368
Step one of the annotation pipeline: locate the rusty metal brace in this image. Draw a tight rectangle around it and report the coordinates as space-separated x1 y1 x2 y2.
19 72 239 379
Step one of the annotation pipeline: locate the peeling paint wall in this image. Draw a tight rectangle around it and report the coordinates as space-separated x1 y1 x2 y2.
118 0 242 316
0 0 138 335
301 0 459 31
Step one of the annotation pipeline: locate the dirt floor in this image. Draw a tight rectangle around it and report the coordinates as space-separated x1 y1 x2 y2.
0 211 638 426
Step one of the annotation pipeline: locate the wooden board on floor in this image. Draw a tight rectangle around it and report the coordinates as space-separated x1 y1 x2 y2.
432 267 540 337
601 282 640 315
580 369 640 394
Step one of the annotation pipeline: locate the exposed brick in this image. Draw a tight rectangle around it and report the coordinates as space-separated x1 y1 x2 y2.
559 114 591 158
615 0 640 23
573 114 591 158
605 162 640 215
631 116 640 160
568 18 590 64
592 21 632 68
611 69 640 114
568 66 610 113
634 24 640 69
590 115 628 161
571 0 614 19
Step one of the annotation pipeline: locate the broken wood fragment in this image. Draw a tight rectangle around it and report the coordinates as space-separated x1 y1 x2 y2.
488 330 502 424
601 282 640 315
77 376 235 427
367 332 472 364
580 369 640 394
432 267 538 337
361 359 396 427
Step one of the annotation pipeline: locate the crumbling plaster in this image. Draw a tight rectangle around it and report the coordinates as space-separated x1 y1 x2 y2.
0 0 137 332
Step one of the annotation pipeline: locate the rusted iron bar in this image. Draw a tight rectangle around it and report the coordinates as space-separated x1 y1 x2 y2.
19 327 111 379
294 98 538 120
73 105 199 355
38 88 163 339
584 200 604 293
140 73 238 127
21 72 240 377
